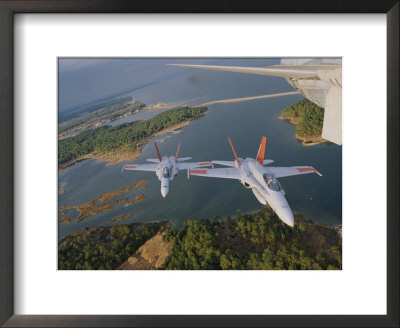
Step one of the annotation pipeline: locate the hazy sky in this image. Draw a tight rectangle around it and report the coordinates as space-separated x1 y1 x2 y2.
58 58 285 113
58 58 222 112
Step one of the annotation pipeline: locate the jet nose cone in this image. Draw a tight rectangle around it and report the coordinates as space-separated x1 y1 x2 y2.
161 188 169 198
277 207 295 227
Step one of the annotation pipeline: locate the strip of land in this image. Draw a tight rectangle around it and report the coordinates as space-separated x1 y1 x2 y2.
59 216 72 224
98 181 147 202
108 213 134 223
199 91 300 107
59 180 147 224
125 194 146 207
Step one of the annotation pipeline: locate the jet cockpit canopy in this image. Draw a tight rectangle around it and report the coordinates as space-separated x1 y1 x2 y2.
162 167 170 178
263 173 281 192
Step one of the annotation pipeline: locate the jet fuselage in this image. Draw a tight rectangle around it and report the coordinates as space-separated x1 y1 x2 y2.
156 156 179 198
235 158 295 226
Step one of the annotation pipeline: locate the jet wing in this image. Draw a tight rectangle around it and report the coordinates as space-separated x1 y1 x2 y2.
121 164 158 172
265 166 322 178
167 64 318 79
212 159 273 167
176 157 192 162
188 167 242 180
271 64 341 70
176 161 212 170
212 160 236 167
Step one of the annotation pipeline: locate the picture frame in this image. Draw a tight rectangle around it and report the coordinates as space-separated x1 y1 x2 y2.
0 1 398 327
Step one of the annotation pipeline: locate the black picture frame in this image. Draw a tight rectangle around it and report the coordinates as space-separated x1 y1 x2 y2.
0 1 398 327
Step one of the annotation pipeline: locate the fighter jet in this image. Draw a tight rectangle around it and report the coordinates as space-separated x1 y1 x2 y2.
188 137 322 227
168 58 342 145
121 142 212 198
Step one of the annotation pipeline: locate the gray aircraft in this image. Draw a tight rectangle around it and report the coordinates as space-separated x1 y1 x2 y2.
121 142 212 198
169 58 342 145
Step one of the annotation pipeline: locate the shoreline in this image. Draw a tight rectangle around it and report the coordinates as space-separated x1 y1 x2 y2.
58 118 198 173
278 115 326 146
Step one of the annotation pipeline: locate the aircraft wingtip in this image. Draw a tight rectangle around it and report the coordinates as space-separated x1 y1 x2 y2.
313 168 323 177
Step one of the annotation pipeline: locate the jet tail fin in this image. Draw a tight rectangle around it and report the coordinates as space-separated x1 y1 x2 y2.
256 136 267 165
154 142 162 162
175 142 181 161
228 137 241 167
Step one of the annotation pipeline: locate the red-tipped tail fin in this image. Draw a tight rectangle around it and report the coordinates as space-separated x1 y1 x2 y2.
227 137 241 167
256 136 267 165
175 142 181 161
154 143 162 162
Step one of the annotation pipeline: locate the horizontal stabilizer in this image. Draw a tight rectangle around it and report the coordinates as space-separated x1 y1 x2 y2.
146 159 161 163
176 157 192 162
121 163 158 172
263 159 274 165
168 64 318 79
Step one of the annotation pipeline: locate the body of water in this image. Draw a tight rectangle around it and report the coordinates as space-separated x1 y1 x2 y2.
58 59 342 239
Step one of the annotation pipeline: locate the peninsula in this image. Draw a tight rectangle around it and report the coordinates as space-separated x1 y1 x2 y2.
279 98 326 145
58 105 207 171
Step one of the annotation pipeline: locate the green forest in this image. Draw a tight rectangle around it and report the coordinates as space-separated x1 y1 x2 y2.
58 222 167 270
161 209 341 270
280 98 325 138
58 106 207 164
58 209 341 270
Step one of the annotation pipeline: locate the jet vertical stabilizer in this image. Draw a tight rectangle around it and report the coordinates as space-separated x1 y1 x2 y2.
256 136 267 165
228 137 241 167
175 142 181 161
154 142 162 162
